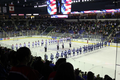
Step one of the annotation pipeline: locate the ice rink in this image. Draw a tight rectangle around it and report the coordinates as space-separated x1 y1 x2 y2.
0 36 120 79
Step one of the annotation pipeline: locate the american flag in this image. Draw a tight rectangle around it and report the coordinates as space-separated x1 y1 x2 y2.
62 0 72 4
61 4 71 14
47 4 57 15
47 0 56 4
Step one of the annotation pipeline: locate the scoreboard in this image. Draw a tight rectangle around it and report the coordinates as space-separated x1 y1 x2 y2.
47 0 71 15
47 0 57 15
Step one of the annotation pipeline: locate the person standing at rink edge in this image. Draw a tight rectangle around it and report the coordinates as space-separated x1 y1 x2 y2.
62 42 64 49
57 44 59 50
69 41 71 48
44 44 47 52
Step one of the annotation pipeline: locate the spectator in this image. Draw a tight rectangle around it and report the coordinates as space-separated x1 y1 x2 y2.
48 58 66 80
10 47 41 80
87 71 94 80
53 62 75 80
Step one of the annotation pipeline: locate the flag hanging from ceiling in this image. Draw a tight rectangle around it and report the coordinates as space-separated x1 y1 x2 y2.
9 4 14 13
3 7 7 13
0 6 1 13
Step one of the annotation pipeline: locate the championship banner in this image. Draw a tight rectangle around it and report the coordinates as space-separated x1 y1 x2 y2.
3 7 7 13
9 4 14 13
0 7 1 13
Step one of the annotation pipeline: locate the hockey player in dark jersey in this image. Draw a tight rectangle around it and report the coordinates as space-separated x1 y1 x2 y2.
72 48 75 56
61 51 64 58
105 41 107 47
83 45 86 53
68 49 71 57
64 50 67 58
76 48 79 55
50 53 54 62
79 46 82 54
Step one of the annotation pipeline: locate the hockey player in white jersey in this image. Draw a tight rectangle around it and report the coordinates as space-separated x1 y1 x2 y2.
28 42 30 48
24 42 26 47
32 42 34 48
41 40 44 46
45 40 47 44
49 39 50 45
16 44 18 50
35 41 37 47
11 44 14 50
38 40 40 46
19 43 22 48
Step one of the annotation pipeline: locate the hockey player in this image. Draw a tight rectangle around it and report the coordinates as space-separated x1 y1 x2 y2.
91 44 93 51
94 43 96 50
49 39 50 45
83 45 86 53
68 49 71 57
35 41 37 47
62 43 64 49
41 40 44 46
79 46 82 54
45 40 47 44
51 39 52 44
76 48 79 55
61 51 64 58
38 40 40 46
11 44 14 50
85 45 88 53
50 53 54 62
44 44 47 52
44 54 48 61
24 42 26 47
72 48 75 56
16 44 18 50
55 51 59 61
105 41 107 47
102 42 103 48
97 43 99 49
28 42 30 48
57 44 59 50
99 42 101 48
32 42 34 48
19 43 22 48
64 38 65 42
64 50 67 58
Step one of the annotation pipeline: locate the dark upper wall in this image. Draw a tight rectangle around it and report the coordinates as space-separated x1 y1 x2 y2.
71 0 118 11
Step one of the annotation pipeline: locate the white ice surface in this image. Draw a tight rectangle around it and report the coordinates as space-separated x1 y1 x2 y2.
0 37 120 79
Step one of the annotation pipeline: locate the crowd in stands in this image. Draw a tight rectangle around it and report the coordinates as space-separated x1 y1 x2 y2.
0 46 114 80
0 18 120 42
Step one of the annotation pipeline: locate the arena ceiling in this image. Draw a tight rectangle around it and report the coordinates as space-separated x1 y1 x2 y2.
0 0 46 7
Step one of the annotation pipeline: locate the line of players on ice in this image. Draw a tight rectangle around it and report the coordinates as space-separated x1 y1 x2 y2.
45 41 109 62
11 37 71 50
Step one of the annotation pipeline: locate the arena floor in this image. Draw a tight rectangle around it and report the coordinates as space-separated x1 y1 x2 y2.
0 36 120 79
